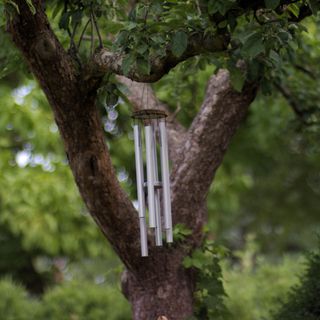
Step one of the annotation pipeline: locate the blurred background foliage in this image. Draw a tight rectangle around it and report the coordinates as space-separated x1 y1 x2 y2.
0 0 320 319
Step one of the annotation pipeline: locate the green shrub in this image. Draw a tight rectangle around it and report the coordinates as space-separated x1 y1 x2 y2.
39 280 131 320
273 247 320 320
223 254 303 320
0 278 130 320
0 278 38 320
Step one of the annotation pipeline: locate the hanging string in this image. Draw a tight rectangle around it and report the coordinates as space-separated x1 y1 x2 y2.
146 82 149 109
140 83 146 109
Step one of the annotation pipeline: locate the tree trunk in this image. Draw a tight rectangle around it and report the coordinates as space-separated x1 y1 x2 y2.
122 264 195 320
7 3 259 319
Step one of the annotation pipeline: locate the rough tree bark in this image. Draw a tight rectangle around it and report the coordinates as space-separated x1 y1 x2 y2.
7 1 259 319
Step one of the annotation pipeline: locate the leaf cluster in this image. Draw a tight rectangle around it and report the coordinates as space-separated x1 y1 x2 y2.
273 241 320 320
184 239 229 320
0 278 130 320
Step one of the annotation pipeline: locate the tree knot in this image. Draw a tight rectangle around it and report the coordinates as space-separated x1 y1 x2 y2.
75 151 100 182
32 32 57 61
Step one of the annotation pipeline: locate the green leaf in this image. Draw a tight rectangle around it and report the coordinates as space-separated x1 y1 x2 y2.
173 223 192 241
105 21 124 34
230 66 245 92
137 57 151 75
171 31 188 58
51 3 63 19
183 256 194 268
115 31 129 47
278 30 290 43
208 0 219 15
269 50 281 68
218 20 228 29
121 54 135 76
136 42 149 55
287 3 300 18
241 32 265 59
59 12 70 30
208 0 235 15
6 0 20 13
264 0 280 9
25 0 35 14
126 21 137 30
71 10 83 27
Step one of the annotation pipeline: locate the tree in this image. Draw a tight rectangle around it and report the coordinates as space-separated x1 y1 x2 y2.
0 79 111 294
2 0 319 319
273 244 320 320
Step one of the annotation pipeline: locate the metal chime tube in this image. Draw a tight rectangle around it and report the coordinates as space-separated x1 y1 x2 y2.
132 109 174 256
159 120 173 243
139 217 148 256
152 123 163 246
145 125 156 228
133 124 148 256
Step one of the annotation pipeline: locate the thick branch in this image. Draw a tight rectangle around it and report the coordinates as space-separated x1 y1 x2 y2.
275 82 318 125
116 76 187 162
171 70 258 241
7 0 143 269
275 83 305 119
91 32 229 82
89 0 312 83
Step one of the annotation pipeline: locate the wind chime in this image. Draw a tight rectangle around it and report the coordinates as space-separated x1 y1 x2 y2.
132 109 173 257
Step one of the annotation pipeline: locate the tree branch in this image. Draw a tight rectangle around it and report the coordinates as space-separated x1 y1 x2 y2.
87 0 312 83
116 75 187 162
90 32 230 82
7 0 143 270
171 70 258 240
275 83 305 119
6 0 313 268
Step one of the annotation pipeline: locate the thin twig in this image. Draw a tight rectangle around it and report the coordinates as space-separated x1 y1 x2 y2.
68 22 82 67
79 35 100 41
275 82 308 123
294 64 317 79
70 22 79 50
91 7 103 48
195 0 201 16
90 13 94 56
77 19 91 50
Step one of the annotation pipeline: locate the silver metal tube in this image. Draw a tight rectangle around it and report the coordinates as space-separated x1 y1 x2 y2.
152 124 162 246
166 228 173 243
155 188 162 246
134 124 149 256
139 217 148 257
145 125 156 228
159 120 173 242
133 124 146 219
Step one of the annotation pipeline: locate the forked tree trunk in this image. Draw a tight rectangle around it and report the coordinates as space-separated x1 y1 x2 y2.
7 2 258 320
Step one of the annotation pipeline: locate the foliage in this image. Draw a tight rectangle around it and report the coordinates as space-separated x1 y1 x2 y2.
173 223 193 241
2 0 318 90
0 79 113 291
223 235 304 320
1 1 320 318
39 280 130 320
0 278 38 320
0 278 130 320
0 81 108 257
0 17 24 80
184 239 229 320
273 243 320 320
207 92 320 253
